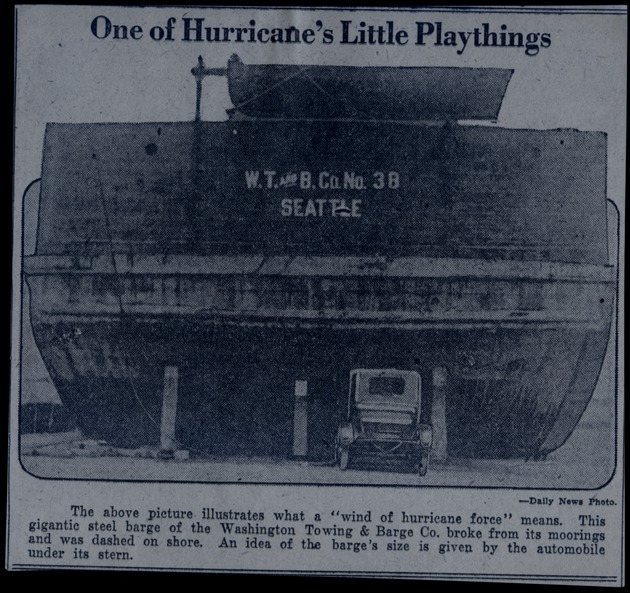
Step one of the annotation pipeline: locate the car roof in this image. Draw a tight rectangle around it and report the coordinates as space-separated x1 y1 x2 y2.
351 369 420 379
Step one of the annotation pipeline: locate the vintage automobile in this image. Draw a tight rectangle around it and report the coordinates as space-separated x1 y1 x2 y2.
335 369 433 475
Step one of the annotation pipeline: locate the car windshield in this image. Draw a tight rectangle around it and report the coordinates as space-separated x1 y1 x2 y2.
355 374 417 405
368 377 406 397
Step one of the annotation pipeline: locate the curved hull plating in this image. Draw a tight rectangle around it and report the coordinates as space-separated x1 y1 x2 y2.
25 254 615 460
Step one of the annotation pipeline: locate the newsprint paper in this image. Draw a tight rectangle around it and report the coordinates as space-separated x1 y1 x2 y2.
8 4 626 584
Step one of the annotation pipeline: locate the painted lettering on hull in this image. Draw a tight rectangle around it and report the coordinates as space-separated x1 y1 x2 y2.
280 198 361 218
244 170 400 190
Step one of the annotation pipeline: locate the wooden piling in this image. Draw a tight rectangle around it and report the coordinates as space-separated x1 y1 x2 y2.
160 366 179 454
431 366 448 461
292 380 308 458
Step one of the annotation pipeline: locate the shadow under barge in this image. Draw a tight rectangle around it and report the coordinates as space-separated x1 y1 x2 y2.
24 56 615 462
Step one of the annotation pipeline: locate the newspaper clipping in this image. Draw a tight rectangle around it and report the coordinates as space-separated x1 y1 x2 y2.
8 5 626 584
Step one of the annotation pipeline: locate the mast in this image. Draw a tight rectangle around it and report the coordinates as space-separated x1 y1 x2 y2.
189 57 226 249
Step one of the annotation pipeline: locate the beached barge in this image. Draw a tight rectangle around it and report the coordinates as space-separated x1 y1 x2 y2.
24 56 615 460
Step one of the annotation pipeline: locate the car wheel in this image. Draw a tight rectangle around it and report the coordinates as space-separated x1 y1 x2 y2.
418 447 429 477
339 447 349 470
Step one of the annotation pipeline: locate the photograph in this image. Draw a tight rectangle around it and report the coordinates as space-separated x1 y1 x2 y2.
9 5 625 582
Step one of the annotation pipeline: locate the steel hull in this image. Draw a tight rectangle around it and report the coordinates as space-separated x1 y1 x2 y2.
25 255 614 460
